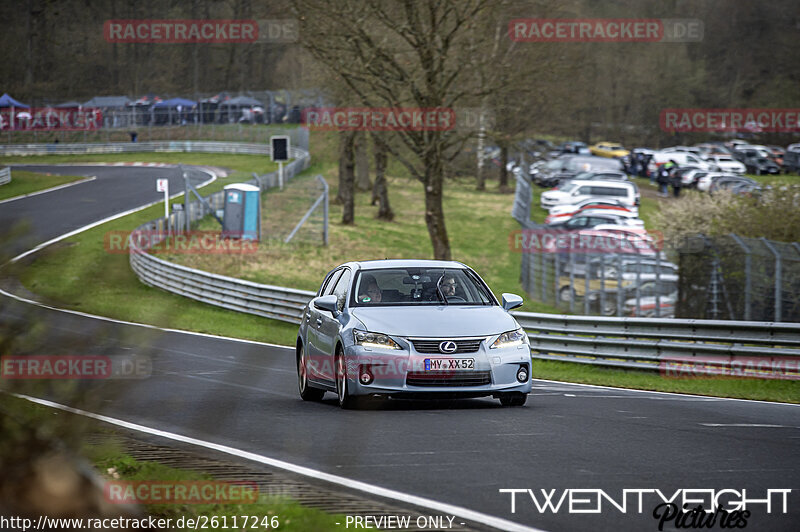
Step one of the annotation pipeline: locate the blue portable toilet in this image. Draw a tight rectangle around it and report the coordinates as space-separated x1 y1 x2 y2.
222 183 261 240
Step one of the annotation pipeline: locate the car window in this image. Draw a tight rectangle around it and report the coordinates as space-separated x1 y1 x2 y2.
575 186 591 195
331 269 351 312
319 268 342 296
350 268 493 306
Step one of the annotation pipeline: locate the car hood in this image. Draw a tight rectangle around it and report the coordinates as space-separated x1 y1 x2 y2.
350 305 518 337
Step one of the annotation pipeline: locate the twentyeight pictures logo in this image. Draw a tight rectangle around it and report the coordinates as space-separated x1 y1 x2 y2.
509 18 703 42
104 19 298 43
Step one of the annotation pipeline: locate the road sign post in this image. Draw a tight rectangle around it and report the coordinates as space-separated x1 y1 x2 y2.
270 135 290 190
157 178 169 234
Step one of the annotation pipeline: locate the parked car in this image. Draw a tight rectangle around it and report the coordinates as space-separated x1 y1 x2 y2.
783 148 800 174
540 179 639 209
704 155 746 174
531 155 624 187
296 260 532 408
589 279 678 317
550 141 590 157
589 142 630 158
624 291 677 318
708 175 762 196
743 155 780 175
648 151 716 174
548 211 645 230
696 172 740 192
545 199 637 224
589 257 678 281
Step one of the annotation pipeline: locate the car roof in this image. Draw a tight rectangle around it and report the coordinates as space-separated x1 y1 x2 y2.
351 259 468 271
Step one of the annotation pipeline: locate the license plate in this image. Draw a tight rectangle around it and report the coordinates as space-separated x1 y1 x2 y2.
424 358 475 371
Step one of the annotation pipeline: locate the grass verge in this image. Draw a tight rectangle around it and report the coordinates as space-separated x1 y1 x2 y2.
0 170 88 201
534 359 799 403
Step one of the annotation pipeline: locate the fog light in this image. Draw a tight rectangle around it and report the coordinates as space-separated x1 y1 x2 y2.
359 367 374 385
516 366 529 383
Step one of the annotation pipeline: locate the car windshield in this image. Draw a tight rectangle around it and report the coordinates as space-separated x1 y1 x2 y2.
350 268 494 307
558 182 579 193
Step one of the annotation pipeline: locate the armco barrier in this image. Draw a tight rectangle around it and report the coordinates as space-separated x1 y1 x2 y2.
0 166 10 185
0 140 297 156
514 311 800 373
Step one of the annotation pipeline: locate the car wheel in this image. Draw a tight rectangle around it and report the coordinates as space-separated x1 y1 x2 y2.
559 286 576 302
335 349 359 409
499 392 527 407
297 343 325 402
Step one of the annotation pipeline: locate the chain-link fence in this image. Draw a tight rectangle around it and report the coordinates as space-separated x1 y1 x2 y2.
512 173 800 321
677 234 800 322
260 173 328 245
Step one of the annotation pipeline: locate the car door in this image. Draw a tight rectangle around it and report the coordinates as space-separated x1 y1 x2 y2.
317 268 352 383
306 268 342 382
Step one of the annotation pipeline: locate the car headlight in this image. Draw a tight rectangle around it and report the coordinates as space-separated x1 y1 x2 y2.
353 329 401 350
491 328 529 349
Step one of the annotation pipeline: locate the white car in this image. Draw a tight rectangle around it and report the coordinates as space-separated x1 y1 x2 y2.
648 151 717 175
540 180 638 209
681 169 709 187
705 155 745 174
696 172 739 192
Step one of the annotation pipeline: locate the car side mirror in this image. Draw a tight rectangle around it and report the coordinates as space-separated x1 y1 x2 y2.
314 294 339 315
502 293 524 311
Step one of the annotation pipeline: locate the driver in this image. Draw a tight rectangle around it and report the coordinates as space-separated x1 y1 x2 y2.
440 274 457 298
358 275 382 303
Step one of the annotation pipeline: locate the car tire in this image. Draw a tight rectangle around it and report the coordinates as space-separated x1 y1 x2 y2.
335 349 360 410
297 343 325 402
499 392 527 407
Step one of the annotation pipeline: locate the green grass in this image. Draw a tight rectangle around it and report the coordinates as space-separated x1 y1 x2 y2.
746 172 799 186
0 170 88 201
534 359 799 403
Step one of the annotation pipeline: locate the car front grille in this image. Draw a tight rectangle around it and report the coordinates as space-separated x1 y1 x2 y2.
406 371 492 387
410 338 483 354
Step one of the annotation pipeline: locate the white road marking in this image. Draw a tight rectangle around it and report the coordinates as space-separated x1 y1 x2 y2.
700 423 799 428
13 394 548 532
0 175 97 205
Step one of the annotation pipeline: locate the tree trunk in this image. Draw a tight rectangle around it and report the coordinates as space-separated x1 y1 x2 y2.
371 135 393 220
499 143 509 192
423 151 451 260
338 131 356 224
354 131 372 192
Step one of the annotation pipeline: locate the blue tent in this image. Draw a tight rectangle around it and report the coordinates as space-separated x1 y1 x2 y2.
0 93 30 108
153 98 197 108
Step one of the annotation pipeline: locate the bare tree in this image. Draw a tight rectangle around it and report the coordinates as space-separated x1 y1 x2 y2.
370 133 394 220
338 130 356 224
293 0 513 259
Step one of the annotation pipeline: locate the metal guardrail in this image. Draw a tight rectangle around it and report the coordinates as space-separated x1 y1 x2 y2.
514 311 800 373
0 140 306 157
0 166 10 185
126 142 315 324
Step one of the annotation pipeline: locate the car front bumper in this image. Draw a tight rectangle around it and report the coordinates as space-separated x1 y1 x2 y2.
344 342 533 397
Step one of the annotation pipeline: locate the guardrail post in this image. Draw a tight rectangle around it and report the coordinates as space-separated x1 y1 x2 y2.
616 253 623 317
319 174 329 246
569 250 575 314
599 253 606 316
540 252 546 303
730 234 752 320
635 254 642 317
761 237 782 322
554 253 560 307
655 250 662 318
584 254 590 315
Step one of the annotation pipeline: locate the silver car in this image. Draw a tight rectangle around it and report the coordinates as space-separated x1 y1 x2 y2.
296 260 532 408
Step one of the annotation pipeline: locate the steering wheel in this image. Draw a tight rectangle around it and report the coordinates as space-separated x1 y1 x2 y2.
446 296 466 303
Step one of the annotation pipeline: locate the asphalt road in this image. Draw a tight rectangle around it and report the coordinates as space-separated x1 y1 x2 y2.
2 164 799 532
